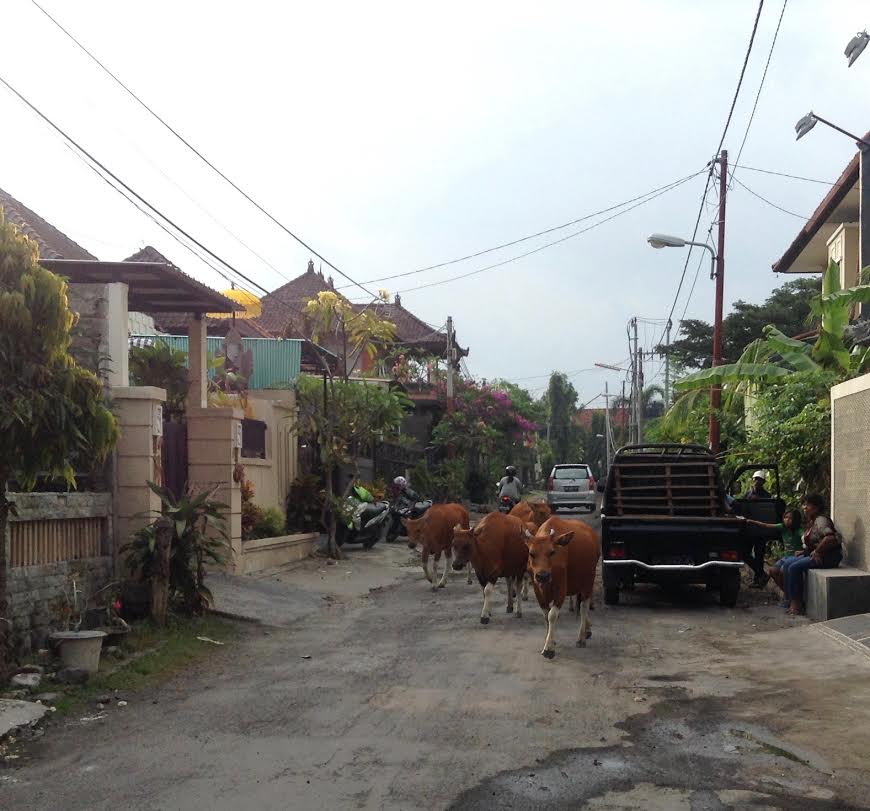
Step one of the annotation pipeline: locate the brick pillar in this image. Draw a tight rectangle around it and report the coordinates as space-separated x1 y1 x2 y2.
187 407 243 572
112 386 167 575
187 314 208 411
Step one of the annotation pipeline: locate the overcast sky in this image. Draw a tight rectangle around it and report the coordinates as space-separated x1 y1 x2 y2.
2 1 867 402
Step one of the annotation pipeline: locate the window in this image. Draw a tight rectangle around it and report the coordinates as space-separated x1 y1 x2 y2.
554 466 590 480
241 419 267 459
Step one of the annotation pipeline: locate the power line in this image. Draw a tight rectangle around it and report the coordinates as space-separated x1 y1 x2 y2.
730 0 788 187
0 73 272 296
387 172 703 295
715 0 767 156
29 0 377 300
343 170 705 288
733 163 847 186
656 0 767 350
732 176 808 219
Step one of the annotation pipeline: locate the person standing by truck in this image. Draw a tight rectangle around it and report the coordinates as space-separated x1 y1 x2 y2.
742 508 802 596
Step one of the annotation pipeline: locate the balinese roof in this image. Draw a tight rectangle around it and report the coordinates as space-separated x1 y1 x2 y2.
772 139 867 274
0 186 97 260
257 259 336 334
151 313 273 338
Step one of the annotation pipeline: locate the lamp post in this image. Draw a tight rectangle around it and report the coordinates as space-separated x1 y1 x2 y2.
795 113 870 314
647 150 727 456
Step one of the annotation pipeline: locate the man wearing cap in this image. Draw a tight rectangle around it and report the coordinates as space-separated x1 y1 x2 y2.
743 470 771 501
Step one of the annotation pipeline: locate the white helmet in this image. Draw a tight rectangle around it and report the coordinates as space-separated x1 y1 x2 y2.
752 470 767 481
393 476 408 489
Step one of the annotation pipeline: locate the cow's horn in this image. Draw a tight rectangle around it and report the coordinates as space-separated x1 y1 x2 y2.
549 528 555 537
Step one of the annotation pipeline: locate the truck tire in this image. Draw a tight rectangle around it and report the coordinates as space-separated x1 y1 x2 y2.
719 571 740 607
604 585 620 605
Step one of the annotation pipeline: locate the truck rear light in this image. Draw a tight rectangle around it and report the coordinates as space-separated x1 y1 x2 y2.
547 477 554 491
720 550 739 561
609 545 626 558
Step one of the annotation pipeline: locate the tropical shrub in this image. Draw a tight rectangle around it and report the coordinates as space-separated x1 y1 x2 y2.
250 507 286 540
129 342 189 418
122 483 229 615
285 474 326 533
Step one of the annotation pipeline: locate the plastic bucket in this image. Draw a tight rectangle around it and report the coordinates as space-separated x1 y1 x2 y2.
50 630 107 673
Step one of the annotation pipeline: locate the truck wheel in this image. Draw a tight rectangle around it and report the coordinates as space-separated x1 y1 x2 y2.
604 585 620 605
719 571 740 607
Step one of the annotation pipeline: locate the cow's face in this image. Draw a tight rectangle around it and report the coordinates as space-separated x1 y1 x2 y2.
452 525 475 569
525 528 572 584
529 502 551 528
404 517 424 549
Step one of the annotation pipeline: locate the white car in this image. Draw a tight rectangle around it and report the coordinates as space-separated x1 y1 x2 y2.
546 464 597 512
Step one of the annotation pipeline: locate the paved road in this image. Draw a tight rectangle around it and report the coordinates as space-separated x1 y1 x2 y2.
5 508 870 810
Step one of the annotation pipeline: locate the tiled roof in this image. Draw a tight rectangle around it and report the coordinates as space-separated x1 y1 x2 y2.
351 301 446 346
0 186 97 260
257 259 336 334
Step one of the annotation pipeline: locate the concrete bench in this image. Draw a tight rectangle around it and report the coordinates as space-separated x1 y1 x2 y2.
806 567 870 621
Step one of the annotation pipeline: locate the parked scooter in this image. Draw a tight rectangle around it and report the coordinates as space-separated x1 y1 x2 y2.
335 485 391 549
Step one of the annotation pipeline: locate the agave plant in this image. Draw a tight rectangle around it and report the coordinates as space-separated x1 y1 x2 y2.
122 482 230 615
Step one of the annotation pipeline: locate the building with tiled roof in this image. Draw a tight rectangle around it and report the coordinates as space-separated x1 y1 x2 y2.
257 259 336 335
0 186 97 260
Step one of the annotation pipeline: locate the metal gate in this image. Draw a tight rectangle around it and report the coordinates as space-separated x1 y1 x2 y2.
162 422 188 501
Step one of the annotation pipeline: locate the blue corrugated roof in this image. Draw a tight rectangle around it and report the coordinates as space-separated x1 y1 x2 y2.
130 335 302 389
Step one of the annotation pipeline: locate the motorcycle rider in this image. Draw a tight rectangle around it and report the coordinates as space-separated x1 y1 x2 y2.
496 466 523 506
392 476 420 511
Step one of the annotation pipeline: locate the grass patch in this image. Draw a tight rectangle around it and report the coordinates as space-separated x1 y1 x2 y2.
50 615 239 714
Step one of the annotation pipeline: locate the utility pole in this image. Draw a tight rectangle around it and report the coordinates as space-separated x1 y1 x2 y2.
860 143 870 318
664 318 672 407
446 316 455 413
630 318 639 444
603 382 611 472
710 150 727 455
621 380 626 448
636 346 644 445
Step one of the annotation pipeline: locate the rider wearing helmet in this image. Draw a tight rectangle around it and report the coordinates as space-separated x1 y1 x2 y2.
393 475 419 509
497 465 523 504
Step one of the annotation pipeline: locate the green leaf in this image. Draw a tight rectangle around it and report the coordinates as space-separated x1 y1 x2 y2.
674 362 792 391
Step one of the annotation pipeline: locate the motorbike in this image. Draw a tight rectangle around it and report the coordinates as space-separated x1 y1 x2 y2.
335 493 392 549
386 497 433 543
498 495 518 513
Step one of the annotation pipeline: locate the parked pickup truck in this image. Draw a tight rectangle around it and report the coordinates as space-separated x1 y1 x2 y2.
602 444 761 608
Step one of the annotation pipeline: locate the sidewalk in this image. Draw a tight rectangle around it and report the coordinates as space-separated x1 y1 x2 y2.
814 612 870 658
209 542 418 627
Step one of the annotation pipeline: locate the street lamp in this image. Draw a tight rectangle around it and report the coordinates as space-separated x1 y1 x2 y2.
794 112 870 147
845 30 869 67
647 231 724 453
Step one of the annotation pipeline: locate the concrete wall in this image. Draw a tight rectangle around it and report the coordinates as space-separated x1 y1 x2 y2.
67 283 109 377
244 391 298 514
831 373 870 570
241 533 318 574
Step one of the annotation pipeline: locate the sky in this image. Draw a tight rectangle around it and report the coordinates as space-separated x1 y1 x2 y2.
1 0 868 405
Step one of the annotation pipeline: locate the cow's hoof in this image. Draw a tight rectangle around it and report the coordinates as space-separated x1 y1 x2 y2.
542 649 556 659
506 605 514 614
438 582 446 589
480 616 490 625
576 639 587 648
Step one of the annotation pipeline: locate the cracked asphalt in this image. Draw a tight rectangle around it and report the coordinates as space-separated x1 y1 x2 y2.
4 510 870 810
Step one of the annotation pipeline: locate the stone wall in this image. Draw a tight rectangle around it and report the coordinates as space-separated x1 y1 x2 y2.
831 373 870 570
67 282 109 377
7 557 113 656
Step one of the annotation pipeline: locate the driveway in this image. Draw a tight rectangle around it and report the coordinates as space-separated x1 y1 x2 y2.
4 509 870 810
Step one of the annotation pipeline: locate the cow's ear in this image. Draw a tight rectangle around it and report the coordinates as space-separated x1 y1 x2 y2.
453 523 464 533
556 531 574 546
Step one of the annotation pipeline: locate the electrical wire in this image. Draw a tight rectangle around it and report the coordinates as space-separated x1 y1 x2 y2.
341 170 705 288
732 176 809 219
386 172 702 295
0 73 270 296
729 0 788 188
733 163 850 186
28 0 378 300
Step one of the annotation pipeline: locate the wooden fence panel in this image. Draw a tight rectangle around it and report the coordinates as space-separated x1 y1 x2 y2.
10 517 105 567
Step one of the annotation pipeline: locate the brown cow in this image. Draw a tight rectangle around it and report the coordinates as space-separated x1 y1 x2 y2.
510 500 551 529
452 512 529 623
526 516 599 659
404 503 470 590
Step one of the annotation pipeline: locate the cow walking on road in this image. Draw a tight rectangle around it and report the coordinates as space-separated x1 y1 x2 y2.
526 516 599 659
404 503 470 589
452 512 529 623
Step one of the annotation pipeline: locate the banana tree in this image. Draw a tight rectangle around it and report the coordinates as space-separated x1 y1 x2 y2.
674 260 870 393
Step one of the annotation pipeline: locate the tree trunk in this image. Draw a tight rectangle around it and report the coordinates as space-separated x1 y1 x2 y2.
150 517 174 626
324 465 342 559
0 475 11 675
